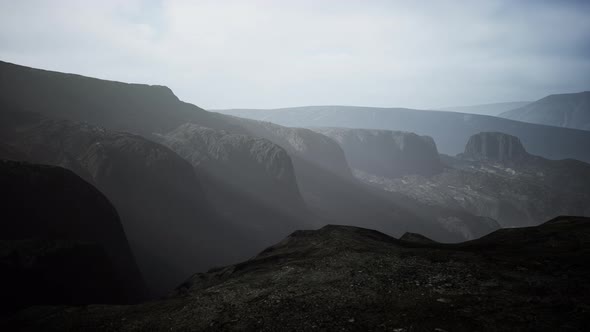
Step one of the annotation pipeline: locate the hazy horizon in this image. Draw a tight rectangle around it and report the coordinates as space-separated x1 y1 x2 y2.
1 0 589 110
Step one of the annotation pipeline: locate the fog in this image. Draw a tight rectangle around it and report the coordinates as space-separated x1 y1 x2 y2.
1 0 589 109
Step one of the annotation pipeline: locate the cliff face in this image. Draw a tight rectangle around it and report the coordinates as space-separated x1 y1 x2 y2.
155 123 313 235
462 132 529 162
0 160 146 312
313 127 443 178
157 123 301 203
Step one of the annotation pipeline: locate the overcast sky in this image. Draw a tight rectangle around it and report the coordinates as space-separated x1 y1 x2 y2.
1 0 589 109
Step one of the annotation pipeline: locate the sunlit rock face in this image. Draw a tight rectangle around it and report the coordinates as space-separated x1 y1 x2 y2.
462 132 529 162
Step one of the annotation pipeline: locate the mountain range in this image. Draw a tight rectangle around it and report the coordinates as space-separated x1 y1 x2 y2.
1 59 589 329
217 101 590 163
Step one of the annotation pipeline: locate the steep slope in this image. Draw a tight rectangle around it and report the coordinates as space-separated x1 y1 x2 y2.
154 123 315 236
8 216 590 331
216 105 590 163
461 131 530 162
0 110 254 296
437 101 530 116
312 127 443 178
0 160 145 312
500 91 590 130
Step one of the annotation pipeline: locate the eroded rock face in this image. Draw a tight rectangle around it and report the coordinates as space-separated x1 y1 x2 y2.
0 160 146 312
313 127 443 178
10 217 590 331
223 117 353 179
462 132 529 162
156 123 302 206
155 123 313 237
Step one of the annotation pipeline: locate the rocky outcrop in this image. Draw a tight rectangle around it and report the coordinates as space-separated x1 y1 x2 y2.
313 127 443 178
462 132 529 162
10 217 590 331
0 160 146 312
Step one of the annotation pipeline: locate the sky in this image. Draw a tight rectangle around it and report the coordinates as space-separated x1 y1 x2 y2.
1 0 589 110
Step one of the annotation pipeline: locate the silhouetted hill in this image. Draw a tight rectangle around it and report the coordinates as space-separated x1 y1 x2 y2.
0 160 146 312
8 216 590 331
217 105 590 163
500 91 590 130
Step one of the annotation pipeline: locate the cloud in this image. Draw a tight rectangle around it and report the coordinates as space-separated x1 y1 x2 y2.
1 0 589 109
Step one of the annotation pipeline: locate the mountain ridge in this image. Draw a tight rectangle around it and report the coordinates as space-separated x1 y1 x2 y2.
499 91 590 131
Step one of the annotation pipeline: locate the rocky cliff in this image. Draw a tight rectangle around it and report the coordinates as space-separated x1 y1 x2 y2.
313 127 443 178
462 132 529 162
155 123 314 236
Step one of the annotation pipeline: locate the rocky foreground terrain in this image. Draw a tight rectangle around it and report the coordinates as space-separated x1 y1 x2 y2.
5 216 590 331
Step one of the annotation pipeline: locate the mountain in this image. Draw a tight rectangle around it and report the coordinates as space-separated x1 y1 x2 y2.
0 110 264 296
437 101 531 116
0 60 493 244
0 160 146 312
154 123 314 235
499 91 590 131
8 216 590 331
216 105 590 163
312 128 443 178
363 132 590 227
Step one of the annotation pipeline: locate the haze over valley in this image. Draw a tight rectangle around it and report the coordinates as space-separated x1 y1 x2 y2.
1 1 590 331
